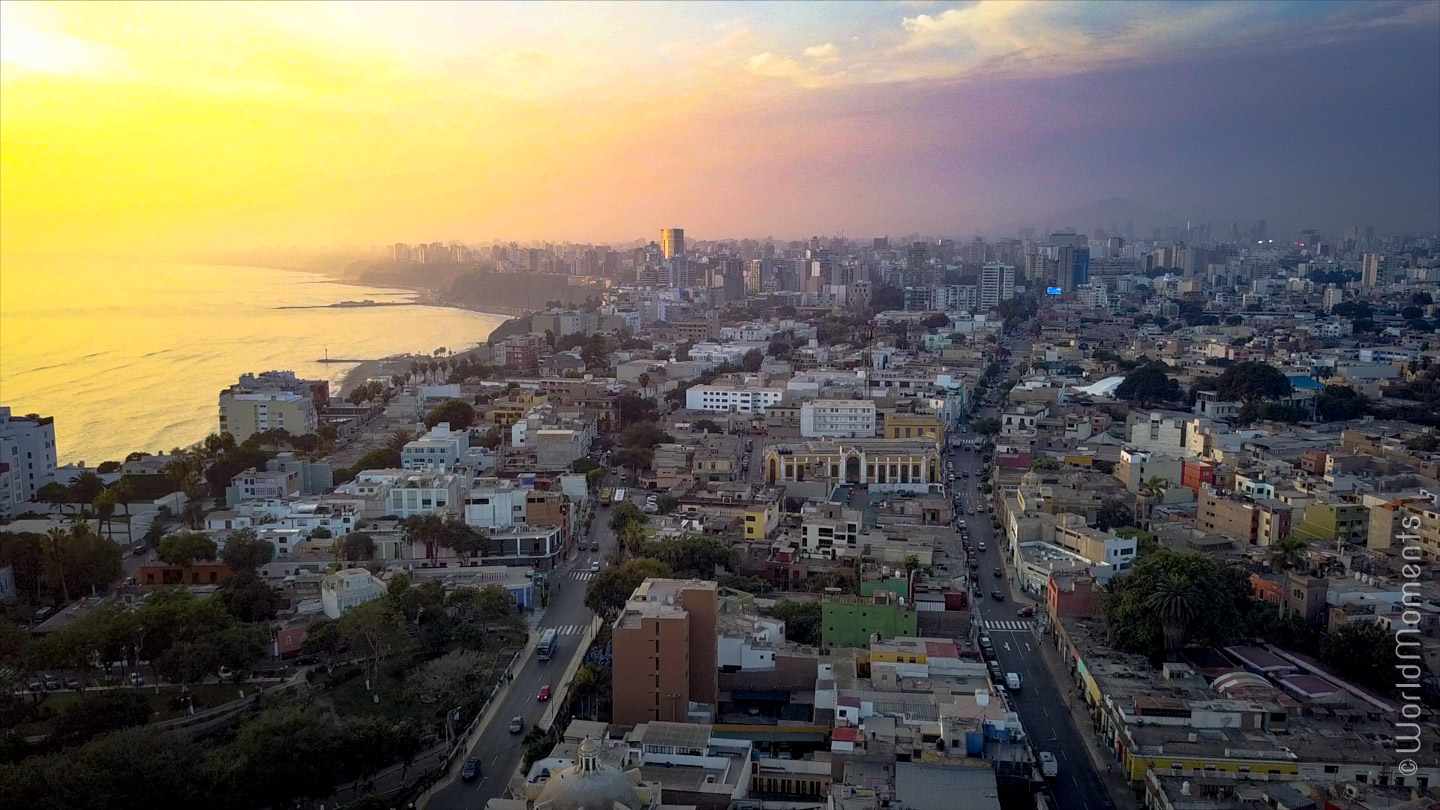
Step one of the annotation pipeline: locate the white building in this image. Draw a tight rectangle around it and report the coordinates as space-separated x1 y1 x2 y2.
383 471 466 518
402 422 469 470
320 568 387 618
980 263 1016 309
800 399 877 439
0 407 58 517
464 478 527 530
685 385 784 414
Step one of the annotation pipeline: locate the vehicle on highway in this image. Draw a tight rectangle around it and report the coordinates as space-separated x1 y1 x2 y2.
509 716 524 734
1038 751 1057 778
537 684 552 701
991 590 1005 601
462 758 482 781
1006 672 1021 690
977 542 986 551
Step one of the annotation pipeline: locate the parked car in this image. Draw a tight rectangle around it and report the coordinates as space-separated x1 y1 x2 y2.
43 676 61 691
1016 605 1036 617
462 758 482 781
969 561 979 570
64 678 82 690
591 542 600 552
509 716 524 734
1005 672 1021 690
129 672 146 686
987 660 1003 679
537 684 552 701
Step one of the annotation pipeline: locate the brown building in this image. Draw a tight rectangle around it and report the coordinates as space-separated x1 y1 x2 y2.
1197 488 1292 547
1047 571 1102 618
139 562 233 587
612 578 718 727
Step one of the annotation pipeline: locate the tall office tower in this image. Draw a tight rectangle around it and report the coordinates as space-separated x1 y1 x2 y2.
746 259 764 294
873 237 889 251
980 263 1016 309
906 241 928 269
1362 253 1390 287
660 228 685 259
666 256 693 288
389 243 412 263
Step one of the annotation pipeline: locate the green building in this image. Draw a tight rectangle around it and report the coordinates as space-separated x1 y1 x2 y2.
821 593 918 648
1293 502 1369 545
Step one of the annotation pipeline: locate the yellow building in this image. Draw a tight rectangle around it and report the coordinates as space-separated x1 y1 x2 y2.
743 505 775 541
764 439 941 488
882 413 945 445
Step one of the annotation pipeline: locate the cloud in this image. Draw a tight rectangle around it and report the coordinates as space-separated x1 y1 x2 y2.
803 43 840 62
747 52 803 78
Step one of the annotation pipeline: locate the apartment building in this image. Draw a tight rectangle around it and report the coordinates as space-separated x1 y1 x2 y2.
402 422 469 470
612 578 718 726
219 385 318 442
800 399 876 438
1198 487 1293 547
320 568 387 619
685 385 784 414
0 406 57 514
383 471 466 518
882 412 945 444
800 501 863 559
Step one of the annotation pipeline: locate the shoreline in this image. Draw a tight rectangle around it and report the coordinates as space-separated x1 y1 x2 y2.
321 274 533 319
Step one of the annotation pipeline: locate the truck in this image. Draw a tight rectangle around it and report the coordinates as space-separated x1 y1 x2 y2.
537 628 558 662
1005 672 1021 690
1037 751 1057 778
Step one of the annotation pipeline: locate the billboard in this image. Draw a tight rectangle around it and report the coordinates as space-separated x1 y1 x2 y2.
1046 286 1062 295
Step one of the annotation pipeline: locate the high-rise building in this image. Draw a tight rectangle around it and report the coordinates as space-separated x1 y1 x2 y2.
980 263 1016 309
218 371 321 443
612 578 718 725
660 228 685 259
0 407 58 516
1362 253 1391 287
745 259 764 294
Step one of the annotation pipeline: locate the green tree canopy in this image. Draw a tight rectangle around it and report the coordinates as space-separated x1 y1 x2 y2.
1115 363 1184 407
1214 361 1291 403
219 529 273 572
585 558 672 618
157 532 217 569
768 600 822 646
1101 549 1255 662
424 398 476 430
336 531 377 563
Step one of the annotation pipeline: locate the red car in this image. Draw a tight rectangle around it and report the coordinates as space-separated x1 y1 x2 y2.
537 684 552 701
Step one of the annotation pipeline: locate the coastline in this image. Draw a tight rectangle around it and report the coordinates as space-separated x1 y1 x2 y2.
320 274 533 319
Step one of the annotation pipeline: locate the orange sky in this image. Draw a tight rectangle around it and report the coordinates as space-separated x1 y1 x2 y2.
2 1 1437 257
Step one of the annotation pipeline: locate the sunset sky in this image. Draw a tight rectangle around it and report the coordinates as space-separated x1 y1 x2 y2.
2 0 1437 257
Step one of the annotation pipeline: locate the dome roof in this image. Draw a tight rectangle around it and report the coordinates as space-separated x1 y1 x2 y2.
534 738 643 810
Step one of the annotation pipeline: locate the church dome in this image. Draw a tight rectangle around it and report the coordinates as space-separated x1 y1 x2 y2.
534 737 643 810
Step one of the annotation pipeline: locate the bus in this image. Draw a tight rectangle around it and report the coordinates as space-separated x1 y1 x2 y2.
599 488 614 506
612 488 627 505
537 628 558 662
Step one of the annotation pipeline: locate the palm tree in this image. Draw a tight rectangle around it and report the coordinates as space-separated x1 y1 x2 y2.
637 372 651 392
35 482 69 515
388 429 414 452
1148 573 1200 654
93 490 117 540
1269 534 1308 573
69 471 104 514
111 478 137 545
43 528 72 603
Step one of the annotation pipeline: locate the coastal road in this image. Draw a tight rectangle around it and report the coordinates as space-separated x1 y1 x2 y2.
426 506 615 810
959 333 1115 810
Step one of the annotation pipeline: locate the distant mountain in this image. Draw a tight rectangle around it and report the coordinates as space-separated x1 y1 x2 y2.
994 197 1181 238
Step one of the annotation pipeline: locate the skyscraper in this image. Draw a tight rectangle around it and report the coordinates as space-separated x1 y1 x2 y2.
660 228 685 259
980 263 1016 309
1362 253 1390 287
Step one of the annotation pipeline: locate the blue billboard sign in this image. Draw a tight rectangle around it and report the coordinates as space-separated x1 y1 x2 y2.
1046 286 1062 295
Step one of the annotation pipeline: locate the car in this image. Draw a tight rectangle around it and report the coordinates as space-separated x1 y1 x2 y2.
1017 605 1036 617
993 567 1003 577
957 520 967 528
1038 751 1057 778
537 684 552 701
509 716 524 734
1005 672 1021 690
977 542 986 551
991 590 1004 601
978 633 993 648
969 561 979 570
26 680 41 692
967 508 976 515
217 666 234 680
461 758 482 781
130 545 147 557
591 542 599 552
590 560 601 572
987 661 1003 678
44 676 62 691
129 672 146 686
64 678 81 690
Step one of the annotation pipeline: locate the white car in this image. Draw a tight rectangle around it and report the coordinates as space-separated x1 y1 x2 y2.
591 560 601 572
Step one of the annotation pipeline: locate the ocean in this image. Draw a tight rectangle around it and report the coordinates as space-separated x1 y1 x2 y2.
0 260 505 464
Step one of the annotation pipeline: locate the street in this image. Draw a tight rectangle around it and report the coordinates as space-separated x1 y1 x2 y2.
426 505 617 810
955 334 1117 810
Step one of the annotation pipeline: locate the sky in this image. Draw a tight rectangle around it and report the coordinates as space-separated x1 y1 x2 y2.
1 0 1437 257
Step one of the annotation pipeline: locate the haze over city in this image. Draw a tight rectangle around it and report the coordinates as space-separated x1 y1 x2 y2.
2 0 1438 261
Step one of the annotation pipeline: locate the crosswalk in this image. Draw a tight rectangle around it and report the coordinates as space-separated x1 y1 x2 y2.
544 624 588 636
980 620 1035 632
569 570 595 581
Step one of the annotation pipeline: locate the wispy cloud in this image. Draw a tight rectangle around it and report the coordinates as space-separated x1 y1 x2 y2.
803 43 840 62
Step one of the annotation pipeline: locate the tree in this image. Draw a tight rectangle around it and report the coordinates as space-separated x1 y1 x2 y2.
1094 500 1135 532
1214 361 1291 403
93 490 117 540
1030 457 1060 471
336 599 410 694
1318 620 1409 695
639 536 737 578
337 531 377 563
405 649 484 706
1101 549 1254 662
157 532 217 570
1268 534 1309 573
585 558 672 617
1315 384 1370 421
768 600 822 646
1115 363 1184 408
35 482 70 515
110 477 137 545
1148 573 1201 654
609 502 645 533
53 690 153 746
217 571 280 622
424 399 475 430
654 494 680 514
69 472 106 510
767 338 793 359
447 584 511 621
742 349 765 372
972 418 1001 436
615 393 659 427
220 529 273 572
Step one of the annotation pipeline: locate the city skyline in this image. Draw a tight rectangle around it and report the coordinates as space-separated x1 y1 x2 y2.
2 0 1437 262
